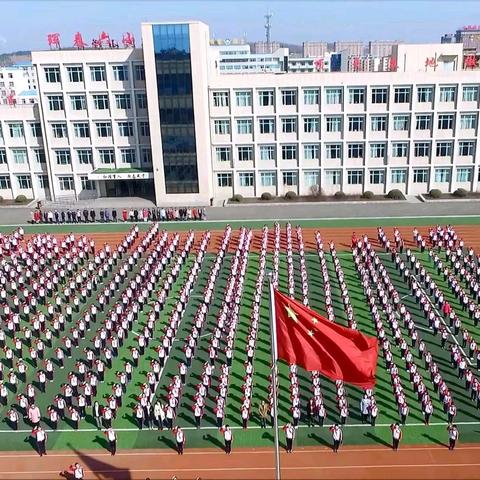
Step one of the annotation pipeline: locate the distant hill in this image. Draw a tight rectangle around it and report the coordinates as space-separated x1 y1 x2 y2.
0 51 31 66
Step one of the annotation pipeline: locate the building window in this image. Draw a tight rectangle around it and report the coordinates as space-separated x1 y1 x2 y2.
96 122 112 137
30 122 42 137
8 123 24 138
136 93 147 109
112 65 129 81
93 94 109 110
0 175 11 189
393 115 409 131
416 114 432 130
456 167 472 183
114 94 131 110
239 172 254 187
326 144 342 159
460 113 477 130
258 90 274 106
217 172 232 187
325 87 342 105
135 65 145 81
17 174 32 189
394 87 411 103
118 121 134 137
417 86 434 103
459 140 475 156
51 123 67 138
462 86 479 102
37 175 49 189
259 118 275 134
439 86 456 102
215 147 231 162
90 65 106 82
282 171 297 186
139 121 150 137
259 145 275 161
237 146 253 161
55 149 71 165
76 149 92 165
214 119 230 135
414 142 430 157
98 149 115 164
0 149 6 164
73 122 89 138
436 141 453 157
371 116 386 131
371 87 388 104
47 95 64 111
120 148 135 164
260 171 276 187
236 90 252 107
304 170 319 187
304 144 319 160
438 114 454 130
391 168 407 183
413 168 429 183
370 143 386 158
325 170 341 185
80 175 96 191
304 89 319 105
281 90 297 106
348 87 365 104
348 143 364 159
347 169 363 185
141 148 152 164
58 175 74 191
348 116 364 132
282 145 297 160
44 67 60 83
67 66 83 83
434 167 451 183
303 117 319 133
281 117 297 133
236 118 253 135
369 169 385 185
12 148 27 164
392 142 408 158
70 94 87 110
213 91 229 107
326 116 342 133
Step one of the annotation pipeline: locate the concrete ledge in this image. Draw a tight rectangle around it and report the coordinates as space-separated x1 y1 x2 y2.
226 199 408 207
419 195 480 203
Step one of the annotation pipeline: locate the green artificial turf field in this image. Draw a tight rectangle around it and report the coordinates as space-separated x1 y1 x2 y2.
0 218 479 452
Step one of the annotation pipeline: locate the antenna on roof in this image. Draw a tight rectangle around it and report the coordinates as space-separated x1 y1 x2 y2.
265 10 273 53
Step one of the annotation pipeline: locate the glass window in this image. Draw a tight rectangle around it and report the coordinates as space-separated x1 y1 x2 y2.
0 149 6 164
371 87 388 104
80 175 96 191
259 118 275 134
325 87 342 105
12 148 27 164
371 116 387 131
217 172 232 187
70 94 86 110
118 121 134 137
259 145 275 161
96 122 112 137
67 66 83 83
98 149 115 164
215 147 231 162
8 123 24 138
303 89 319 105
394 87 411 103
392 142 408 157
76 149 92 165
393 115 409 131
348 143 364 158
136 93 147 109
326 116 342 132
304 144 319 160
90 65 106 82
347 169 363 185
51 123 67 138
135 65 145 81
414 142 430 157
120 148 135 164
436 141 453 157
282 171 297 186
213 91 229 107
237 146 253 161
47 95 64 111
326 144 342 159
370 143 386 158
325 170 341 185
417 86 434 103
258 90 274 106
439 86 456 102
0 175 11 189
55 149 71 165
139 121 150 137
112 65 129 81
413 168 429 183
304 171 319 187
44 67 60 83
281 117 297 133
239 172 254 187
141 148 152 164
348 87 365 104
260 171 276 186
460 113 477 129
37 175 49 189
434 167 451 183
237 118 253 134
236 90 252 107
58 175 74 191
17 174 32 189
369 169 385 185
214 119 230 135
348 116 364 132
281 145 297 160
462 86 479 102
114 93 131 110
438 114 454 130
391 168 407 183
416 114 432 130
459 140 475 156
281 89 296 106
457 167 472 182
303 117 319 133
30 122 42 137
93 94 109 110
73 122 89 138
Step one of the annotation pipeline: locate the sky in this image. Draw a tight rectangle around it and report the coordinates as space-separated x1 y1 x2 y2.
0 0 479 53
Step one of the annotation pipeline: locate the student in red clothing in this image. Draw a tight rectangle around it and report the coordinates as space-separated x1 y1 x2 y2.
220 424 233 454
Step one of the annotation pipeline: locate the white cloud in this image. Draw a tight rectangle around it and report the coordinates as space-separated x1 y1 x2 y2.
0 35 7 46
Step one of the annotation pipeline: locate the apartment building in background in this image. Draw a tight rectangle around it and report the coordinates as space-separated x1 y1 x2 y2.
0 62 38 105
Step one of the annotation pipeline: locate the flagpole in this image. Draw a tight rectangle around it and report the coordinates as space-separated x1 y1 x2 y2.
267 272 281 480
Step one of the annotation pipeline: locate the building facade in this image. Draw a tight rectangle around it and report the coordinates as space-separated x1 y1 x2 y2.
0 62 38 105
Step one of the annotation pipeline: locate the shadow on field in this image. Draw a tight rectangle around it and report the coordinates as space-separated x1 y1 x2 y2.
364 431 391 448
422 433 449 448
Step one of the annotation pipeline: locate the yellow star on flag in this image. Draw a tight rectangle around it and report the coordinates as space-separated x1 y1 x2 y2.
308 330 314 337
311 317 319 325
285 305 298 323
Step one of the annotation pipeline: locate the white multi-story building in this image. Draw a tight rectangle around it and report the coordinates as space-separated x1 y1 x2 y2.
0 62 38 105
0 21 478 205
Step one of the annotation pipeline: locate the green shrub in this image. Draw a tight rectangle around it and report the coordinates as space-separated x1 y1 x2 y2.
387 189 404 200
334 191 346 200
429 189 442 199
231 194 243 203
362 190 375 199
15 195 27 203
285 191 297 200
261 192 273 201
453 188 468 198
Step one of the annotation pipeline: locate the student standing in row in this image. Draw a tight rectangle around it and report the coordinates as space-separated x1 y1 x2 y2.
220 424 233 454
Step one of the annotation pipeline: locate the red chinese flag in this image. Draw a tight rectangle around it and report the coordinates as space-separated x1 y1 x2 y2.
274 289 378 388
